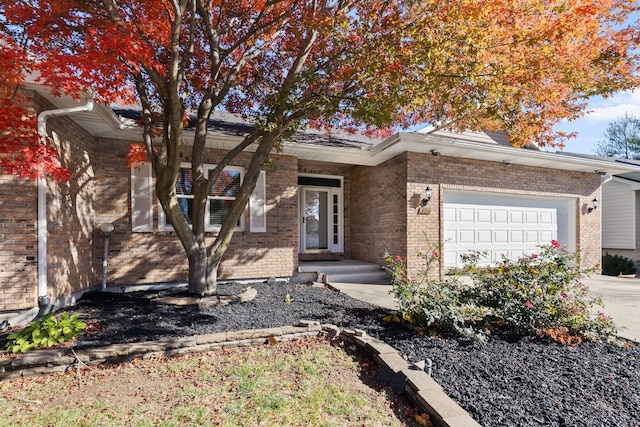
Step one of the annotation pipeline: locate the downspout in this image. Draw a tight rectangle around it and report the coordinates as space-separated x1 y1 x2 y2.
36 96 94 318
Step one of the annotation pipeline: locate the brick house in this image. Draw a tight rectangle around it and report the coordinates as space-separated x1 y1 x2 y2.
2 84 640 319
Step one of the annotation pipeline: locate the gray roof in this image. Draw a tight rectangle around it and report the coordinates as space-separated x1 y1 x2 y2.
113 109 379 150
555 151 640 177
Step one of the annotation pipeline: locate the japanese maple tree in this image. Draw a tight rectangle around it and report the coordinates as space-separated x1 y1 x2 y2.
1 0 639 294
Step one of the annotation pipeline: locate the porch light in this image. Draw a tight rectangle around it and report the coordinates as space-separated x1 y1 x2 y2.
588 198 599 213
421 186 433 207
99 223 114 291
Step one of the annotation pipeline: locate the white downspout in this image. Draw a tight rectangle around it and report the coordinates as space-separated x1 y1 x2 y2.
36 96 94 309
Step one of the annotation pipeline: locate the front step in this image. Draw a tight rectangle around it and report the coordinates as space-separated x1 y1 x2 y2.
298 260 391 285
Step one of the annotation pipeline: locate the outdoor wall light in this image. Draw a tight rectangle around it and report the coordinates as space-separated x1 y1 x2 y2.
430 150 440 156
588 198 599 213
99 222 115 291
421 186 433 207
100 222 115 237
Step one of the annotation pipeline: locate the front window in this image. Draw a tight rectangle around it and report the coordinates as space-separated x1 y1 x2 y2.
161 163 244 231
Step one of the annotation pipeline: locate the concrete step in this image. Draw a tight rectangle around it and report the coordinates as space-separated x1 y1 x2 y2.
298 260 391 285
325 271 391 285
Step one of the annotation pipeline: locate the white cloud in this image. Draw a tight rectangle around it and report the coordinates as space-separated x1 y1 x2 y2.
584 90 640 122
554 90 640 154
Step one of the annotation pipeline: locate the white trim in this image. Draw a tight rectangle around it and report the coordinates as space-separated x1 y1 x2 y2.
36 96 94 300
131 163 154 232
158 163 245 232
298 173 344 253
611 175 640 191
250 170 267 232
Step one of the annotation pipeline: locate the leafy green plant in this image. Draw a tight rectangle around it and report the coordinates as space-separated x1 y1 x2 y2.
384 254 487 342
601 253 636 276
385 241 618 345
5 312 86 353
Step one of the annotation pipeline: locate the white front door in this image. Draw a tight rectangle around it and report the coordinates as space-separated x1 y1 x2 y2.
299 183 343 253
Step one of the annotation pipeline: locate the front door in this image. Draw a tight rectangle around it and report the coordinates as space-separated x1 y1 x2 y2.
299 176 343 253
303 188 330 251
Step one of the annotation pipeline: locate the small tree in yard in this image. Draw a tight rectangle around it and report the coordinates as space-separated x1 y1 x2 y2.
1 0 640 295
596 113 640 159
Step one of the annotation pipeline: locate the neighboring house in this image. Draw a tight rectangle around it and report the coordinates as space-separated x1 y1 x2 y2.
2 84 640 319
601 161 640 264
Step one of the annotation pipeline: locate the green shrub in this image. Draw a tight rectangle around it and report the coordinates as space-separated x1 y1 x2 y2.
384 254 488 342
5 312 86 354
385 241 618 345
601 253 636 276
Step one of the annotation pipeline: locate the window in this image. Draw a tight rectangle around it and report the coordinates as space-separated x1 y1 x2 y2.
159 163 245 231
131 162 266 233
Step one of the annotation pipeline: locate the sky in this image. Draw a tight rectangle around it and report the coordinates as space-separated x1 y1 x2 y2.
553 90 640 155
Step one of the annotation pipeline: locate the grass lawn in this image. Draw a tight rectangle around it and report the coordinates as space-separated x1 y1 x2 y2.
0 337 420 426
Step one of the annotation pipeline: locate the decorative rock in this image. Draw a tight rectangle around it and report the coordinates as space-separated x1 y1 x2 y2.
238 287 258 302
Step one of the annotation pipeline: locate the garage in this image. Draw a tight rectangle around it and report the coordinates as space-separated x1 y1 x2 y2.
443 191 575 268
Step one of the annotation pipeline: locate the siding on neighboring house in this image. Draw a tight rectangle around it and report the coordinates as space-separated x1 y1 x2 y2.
602 179 636 250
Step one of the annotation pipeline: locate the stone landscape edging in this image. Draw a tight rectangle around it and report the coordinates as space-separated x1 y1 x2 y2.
0 321 480 427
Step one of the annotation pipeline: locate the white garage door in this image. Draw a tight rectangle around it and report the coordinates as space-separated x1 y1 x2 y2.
443 192 572 268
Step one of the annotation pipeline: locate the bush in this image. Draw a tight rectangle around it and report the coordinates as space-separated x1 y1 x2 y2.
385 241 618 345
601 253 636 276
384 254 488 342
5 312 86 354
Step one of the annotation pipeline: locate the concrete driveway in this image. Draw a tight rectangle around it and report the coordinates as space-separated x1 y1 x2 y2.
581 275 640 343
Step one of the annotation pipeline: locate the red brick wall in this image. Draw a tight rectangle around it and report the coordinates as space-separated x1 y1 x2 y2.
350 154 408 265
45 105 98 303
405 152 601 277
0 91 97 311
0 173 38 311
93 141 299 285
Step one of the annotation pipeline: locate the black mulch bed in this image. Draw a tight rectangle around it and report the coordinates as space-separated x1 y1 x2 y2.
8 282 640 426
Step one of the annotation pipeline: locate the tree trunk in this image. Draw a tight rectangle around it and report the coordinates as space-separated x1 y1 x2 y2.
188 246 214 296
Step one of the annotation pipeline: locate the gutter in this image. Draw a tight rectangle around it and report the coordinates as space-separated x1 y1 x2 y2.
36 95 94 317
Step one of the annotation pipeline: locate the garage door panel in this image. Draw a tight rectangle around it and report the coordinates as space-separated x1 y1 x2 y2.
477 209 492 223
510 249 525 260
539 230 555 242
459 208 475 222
459 230 475 243
444 250 460 266
444 207 457 221
510 230 524 243
477 230 492 243
525 211 538 223
525 230 539 243
510 211 524 223
444 229 457 244
444 195 566 268
494 210 508 223
539 211 554 224
494 230 508 243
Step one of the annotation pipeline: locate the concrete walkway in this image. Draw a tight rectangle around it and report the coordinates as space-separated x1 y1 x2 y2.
329 275 640 343
582 275 640 343
328 282 397 310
